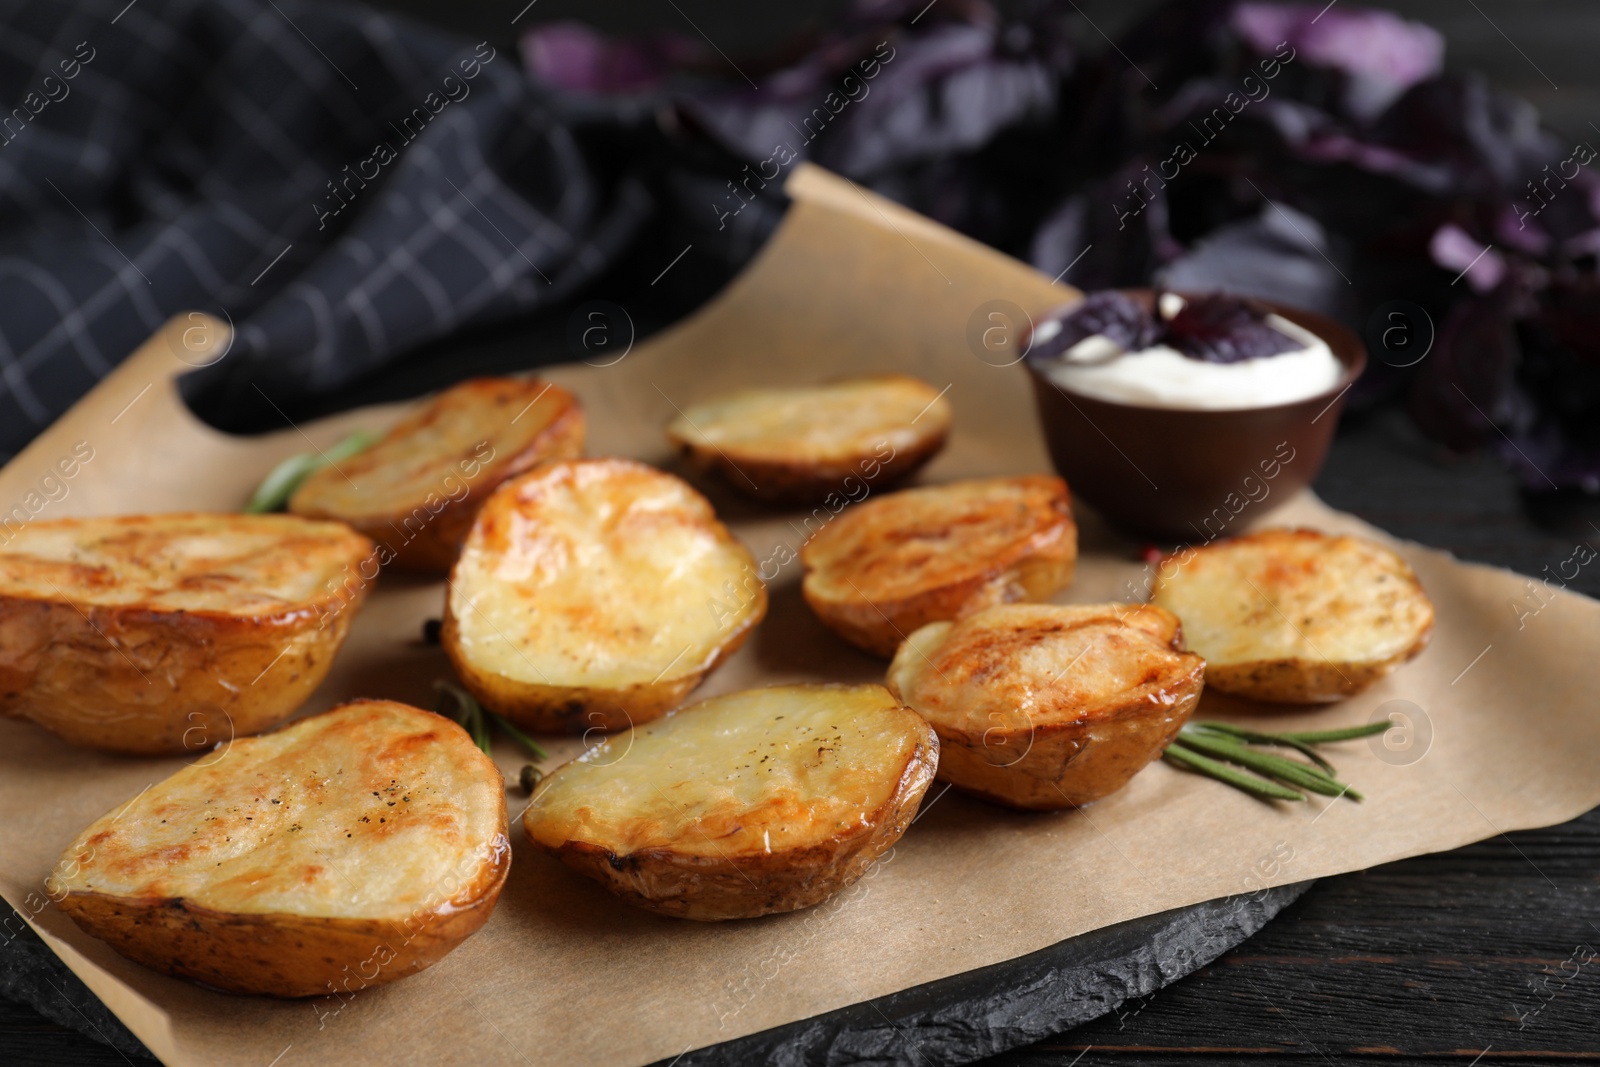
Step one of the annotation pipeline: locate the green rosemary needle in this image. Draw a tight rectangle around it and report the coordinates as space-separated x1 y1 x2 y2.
244 429 377 513
1180 721 1336 772
1175 731 1361 800
468 706 493 755
435 679 551 764
1275 722 1396 744
487 711 549 760
1163 743 1305 801
244 453 320 514
434 678 493 757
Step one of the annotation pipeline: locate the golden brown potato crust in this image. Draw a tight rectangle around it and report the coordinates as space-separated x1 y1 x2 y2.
443 458 765 733
800 476 1077 656
54 866 507 999
524 684 938 920
666 375 951 504
887 603 1203 810
48 700 509 997
0 514 373 754
290 377 584 571
1150 527 1434 703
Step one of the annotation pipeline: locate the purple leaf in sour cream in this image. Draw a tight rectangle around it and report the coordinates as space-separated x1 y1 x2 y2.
1026 290 1160 361
1161 293 1304 364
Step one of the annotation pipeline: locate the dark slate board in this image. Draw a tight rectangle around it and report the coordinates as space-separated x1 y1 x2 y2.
0 922 149 1060
3 882 1309 1066
650 883 1310 1067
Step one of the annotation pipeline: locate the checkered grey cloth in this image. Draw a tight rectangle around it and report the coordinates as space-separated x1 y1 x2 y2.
0 0 651 459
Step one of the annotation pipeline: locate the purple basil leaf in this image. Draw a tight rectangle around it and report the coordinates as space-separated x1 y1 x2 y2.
1155 203 1351 322
1429 223 1507 293
1492 274 1600 493
1408 289 1525 453
1112 0 1242 100
818 24 1059 176
1368 75 1561 197
858 156 1020 245
848 0 998 25
1231 2 1443 120
1293 127 1458 195
1518 160 1600 249
1498 425 1600 495
1232 2 1443 87
1504 278 1600 491
520 22 701 94
1026 290 1160 360
688 24 999 171
1161 293 1303 363
680 10 1065 180
1030 161 1182 291
683 84 828 165
1536 276 1600 367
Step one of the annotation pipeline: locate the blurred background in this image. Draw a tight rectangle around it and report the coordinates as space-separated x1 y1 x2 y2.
377 0 1595 136
5 0 1599 519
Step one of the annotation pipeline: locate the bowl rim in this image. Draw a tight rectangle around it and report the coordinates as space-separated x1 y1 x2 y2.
1021 288 1367 416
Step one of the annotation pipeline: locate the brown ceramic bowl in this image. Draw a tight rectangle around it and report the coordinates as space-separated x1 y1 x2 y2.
1023 290 1365 541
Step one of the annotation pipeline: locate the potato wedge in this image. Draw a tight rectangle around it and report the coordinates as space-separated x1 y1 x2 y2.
523 683 937 920
888 603 1204 810
46 700 509 998
1150 528 1435 703
290 377 584 571
443 458 765 733
665 375 951 503
0 513 373 755
800 476 1077 656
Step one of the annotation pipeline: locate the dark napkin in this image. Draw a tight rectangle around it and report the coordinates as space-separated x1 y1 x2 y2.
0 0 656 459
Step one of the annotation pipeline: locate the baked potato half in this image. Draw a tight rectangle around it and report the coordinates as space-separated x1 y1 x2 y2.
800 475 1077 657
0 513 373 755
290 376 584 571
887 603 1204 810
523 683 937 920
443 458 765 733
46 699 509 998
665 375 951 504
1150 528 1435 703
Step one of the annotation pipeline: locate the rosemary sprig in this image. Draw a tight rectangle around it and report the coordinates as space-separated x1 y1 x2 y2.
1164 719 1394 804
486 710 549 760
1274 723 1398 744
433 680 549 780
1164 743 1306 802
434 679 493 756
1176 730 1360 799
1180 721 1335 772
244 429 377 513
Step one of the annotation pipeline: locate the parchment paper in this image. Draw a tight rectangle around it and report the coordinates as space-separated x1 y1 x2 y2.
1 164 1597 1067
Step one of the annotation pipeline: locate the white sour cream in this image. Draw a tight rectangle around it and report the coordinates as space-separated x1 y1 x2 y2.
1036 299 1344 410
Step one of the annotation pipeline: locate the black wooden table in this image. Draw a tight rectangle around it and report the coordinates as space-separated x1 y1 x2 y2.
3 405 1596 1066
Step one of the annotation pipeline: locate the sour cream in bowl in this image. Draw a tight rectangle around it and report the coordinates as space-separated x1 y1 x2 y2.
1021 290 1365 539
1036 292 1344 409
